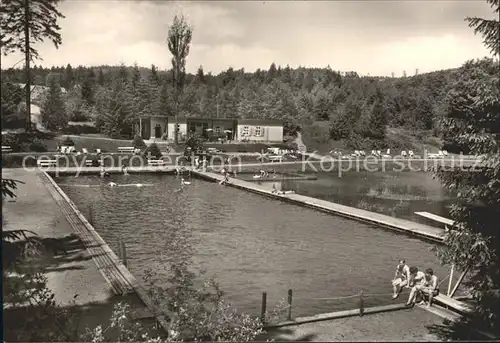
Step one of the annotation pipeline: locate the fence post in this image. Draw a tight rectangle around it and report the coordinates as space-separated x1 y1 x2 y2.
359 291 364 317
119 239 128 267
88 205 93 225
447 264 455 296
260 292 267 324
287 289 293 321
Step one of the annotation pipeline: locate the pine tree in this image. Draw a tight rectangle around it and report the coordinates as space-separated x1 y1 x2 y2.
41 76 66 130
466 0 500 56
149 64 159 85
97 69 105 85
0 0 64 131
99 82 134 138
429 2 500 337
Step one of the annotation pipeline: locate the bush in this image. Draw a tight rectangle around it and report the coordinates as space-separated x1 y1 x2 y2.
61 125 99 135
144 143 162 159
28 140 47 152
132 135 147 150
60 136 75 146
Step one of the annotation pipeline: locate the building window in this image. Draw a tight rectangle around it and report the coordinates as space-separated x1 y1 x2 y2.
254 126 262 136
242 126 250 136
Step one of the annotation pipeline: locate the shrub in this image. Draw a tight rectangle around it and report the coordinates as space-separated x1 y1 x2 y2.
132 135 147 150
145 143 162 159
60 136 75 146
28 140 47 152
61 125 99 135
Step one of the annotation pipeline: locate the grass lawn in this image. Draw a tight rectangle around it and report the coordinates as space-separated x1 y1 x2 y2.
301 122 443 156
260 308 447 342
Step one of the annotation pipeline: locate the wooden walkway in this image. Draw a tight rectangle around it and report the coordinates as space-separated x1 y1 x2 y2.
39 171 170 331
192 170 445 243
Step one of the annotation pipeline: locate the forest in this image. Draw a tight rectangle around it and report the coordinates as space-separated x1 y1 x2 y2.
1 58 495 153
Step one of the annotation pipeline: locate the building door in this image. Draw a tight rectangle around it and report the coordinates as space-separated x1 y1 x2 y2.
154 124 162 138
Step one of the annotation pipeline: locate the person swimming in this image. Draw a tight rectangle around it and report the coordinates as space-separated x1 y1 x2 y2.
181 178 191 186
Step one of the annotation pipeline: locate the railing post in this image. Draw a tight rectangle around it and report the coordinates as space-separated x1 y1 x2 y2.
450 266 470 298
88 204 93 225
260 292 267 324
359 291 364 317
447 264 455 296
287 289 293 321
119 239 128 267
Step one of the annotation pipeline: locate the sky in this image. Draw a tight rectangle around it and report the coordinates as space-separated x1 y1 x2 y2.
2 0 496 76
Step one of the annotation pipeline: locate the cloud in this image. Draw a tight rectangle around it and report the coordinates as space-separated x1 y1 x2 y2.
0 0 494 76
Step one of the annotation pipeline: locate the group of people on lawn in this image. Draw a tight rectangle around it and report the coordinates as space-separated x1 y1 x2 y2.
392 259 439 308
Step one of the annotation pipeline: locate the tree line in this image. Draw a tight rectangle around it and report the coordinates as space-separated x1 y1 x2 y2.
2 59 469 143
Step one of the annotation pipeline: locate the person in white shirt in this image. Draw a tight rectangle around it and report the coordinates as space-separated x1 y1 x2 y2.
392 259 410 299
421 268 439 308
405 266 427 306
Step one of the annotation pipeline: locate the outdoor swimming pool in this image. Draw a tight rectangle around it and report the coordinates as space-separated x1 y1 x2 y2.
57 173 456 317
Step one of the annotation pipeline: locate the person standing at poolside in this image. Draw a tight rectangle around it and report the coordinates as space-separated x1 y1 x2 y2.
392 259 410 299
405 266 427 306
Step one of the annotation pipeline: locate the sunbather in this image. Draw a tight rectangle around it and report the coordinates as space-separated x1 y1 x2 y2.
421 268 439 308
405 266 426 307
392 259 410 299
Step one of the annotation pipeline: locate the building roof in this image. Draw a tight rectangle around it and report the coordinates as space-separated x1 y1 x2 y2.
237 119 282 126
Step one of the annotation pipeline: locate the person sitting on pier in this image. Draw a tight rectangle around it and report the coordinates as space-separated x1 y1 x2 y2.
392 259 410 299
420 268 439 308
405 266 427 307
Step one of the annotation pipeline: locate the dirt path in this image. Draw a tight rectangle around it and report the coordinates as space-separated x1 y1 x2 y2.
260 308 445 341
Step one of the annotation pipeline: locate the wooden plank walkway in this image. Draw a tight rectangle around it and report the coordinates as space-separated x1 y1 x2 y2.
434 294 474 315
192 170 445 243
415 211 455 226
39 171 170 331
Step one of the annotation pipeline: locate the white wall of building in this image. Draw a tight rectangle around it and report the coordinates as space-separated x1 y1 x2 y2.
236 124 283 142
167 122 187 142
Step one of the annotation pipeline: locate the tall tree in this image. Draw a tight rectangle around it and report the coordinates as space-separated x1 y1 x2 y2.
466 0 500 56
41 76 66 130
431 1 500 338
167 14 193 144
0 0 64 132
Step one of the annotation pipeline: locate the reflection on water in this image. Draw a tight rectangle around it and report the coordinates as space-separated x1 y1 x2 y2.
57 173 457 317
253 170 453 224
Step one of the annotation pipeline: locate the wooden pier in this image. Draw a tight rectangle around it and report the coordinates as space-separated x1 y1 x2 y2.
192 170 445 243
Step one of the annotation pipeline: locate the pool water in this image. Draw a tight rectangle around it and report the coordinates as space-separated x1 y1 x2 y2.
57 173 455 317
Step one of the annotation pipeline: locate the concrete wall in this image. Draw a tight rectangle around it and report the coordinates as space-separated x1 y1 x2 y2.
236 124 283 142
